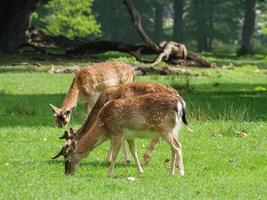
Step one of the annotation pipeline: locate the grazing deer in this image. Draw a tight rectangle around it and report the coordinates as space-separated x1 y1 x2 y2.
52 82 180 165
50 61 134 128
62 93 188 177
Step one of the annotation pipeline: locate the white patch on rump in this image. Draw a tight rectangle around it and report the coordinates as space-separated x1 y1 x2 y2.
173 102 183 138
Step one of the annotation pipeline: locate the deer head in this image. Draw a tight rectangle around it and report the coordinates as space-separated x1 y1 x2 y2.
52 128 78 174
51 138 76 159
50 104 76 128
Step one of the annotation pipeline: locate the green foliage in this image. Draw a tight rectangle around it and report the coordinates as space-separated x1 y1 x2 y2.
32 0 101 39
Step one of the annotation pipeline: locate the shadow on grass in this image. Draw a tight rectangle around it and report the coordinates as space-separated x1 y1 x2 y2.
0 93 87 127
182 90 267 121
47 159 131 168
0 83 266 127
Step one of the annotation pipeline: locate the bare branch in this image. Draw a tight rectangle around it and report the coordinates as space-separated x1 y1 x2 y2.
123 0 161 53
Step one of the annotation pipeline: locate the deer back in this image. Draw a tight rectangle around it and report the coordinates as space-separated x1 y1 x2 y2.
98 93 185 134
76 61 134 100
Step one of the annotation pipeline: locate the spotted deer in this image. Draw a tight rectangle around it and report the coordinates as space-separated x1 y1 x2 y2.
50 61 134 128
52 82 180 165
50 61 134 163
61 93 188 177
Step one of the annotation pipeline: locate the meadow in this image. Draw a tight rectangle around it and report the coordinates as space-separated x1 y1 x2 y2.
0 54 266 199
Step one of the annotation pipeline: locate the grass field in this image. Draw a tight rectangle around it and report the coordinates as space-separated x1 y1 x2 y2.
0 54 266 199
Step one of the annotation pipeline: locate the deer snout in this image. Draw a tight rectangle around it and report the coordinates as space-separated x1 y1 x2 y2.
64 160 76 175
54 114 69 128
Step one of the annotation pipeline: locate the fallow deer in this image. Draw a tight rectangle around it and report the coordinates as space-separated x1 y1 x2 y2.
50 61 134 128
62 93 187 177
50 61 134 163
53 82 180 165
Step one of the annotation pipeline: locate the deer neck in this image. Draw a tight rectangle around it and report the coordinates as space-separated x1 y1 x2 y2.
74 120 107 161
76 102 103 139
61 77 79 111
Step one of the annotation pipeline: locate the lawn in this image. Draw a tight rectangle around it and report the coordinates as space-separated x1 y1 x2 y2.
0 54 266 199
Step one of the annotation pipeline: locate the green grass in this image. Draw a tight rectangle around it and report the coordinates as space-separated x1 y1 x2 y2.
0 54 267 199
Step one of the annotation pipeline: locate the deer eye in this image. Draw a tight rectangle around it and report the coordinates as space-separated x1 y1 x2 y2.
58 115 65 121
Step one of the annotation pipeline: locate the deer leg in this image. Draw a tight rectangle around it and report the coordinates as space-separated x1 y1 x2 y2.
173 138 184 176
127 139 143 174
106 139 130 164
160 132 182 176
105 139 114 162
170 148 177 176
123 140 131 164
143 136 159 165
108 136 122 177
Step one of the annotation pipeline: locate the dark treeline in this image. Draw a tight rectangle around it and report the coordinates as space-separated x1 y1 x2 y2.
0 0 266 54
93 0 266 54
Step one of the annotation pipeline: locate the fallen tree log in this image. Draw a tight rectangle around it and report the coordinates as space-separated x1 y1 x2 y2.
151 41 188 66
66 40 214 68
49 65 80 74
187 52 215 68
134 65 198 76
123 0 215 68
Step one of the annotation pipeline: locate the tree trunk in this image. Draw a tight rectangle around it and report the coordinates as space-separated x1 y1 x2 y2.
207 0 213 51
238 0 256 55
193 0 208 52
0 0 41 53
207 16 213 51
154 2 164 43
172 0 184 42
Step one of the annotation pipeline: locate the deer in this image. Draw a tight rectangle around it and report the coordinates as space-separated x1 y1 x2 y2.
49 61 134 163
49 61 134 128
58 93 188 177
52 82 180 165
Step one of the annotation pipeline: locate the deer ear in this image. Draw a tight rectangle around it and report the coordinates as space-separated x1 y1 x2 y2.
63 106 76 117
51 147 64 159
59 131 69 140
50 104 60 114
70 140 76 150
